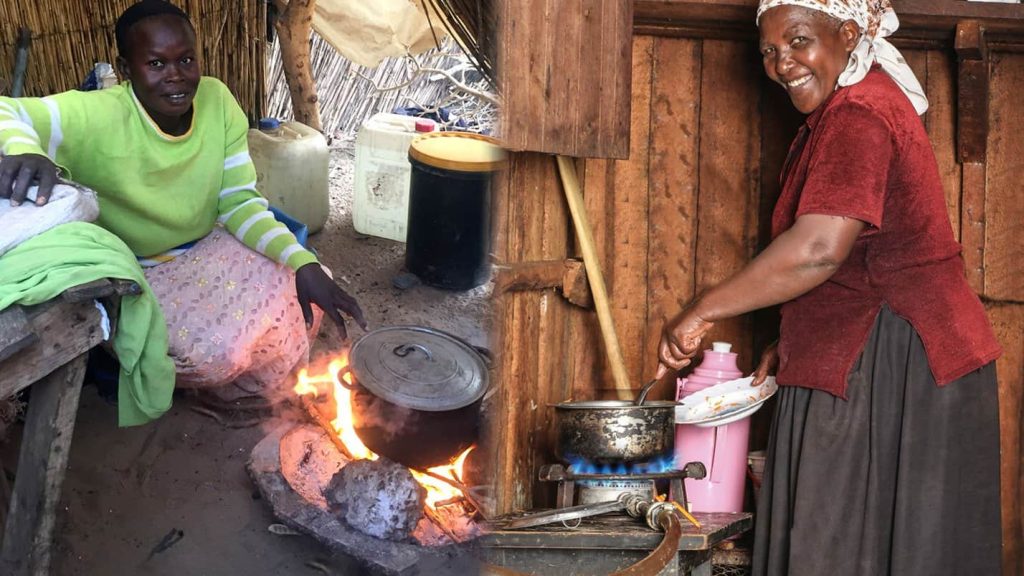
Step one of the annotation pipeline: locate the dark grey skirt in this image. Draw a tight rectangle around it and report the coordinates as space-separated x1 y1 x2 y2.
752 306 1001 576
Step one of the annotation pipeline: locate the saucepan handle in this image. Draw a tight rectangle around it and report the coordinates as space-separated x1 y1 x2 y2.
392 343 433 360
335 363 359 390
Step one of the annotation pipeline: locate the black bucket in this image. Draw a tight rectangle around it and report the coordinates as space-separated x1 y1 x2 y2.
405 132 506 290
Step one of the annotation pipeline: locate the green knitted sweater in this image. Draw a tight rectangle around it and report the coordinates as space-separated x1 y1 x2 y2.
0 77 317 270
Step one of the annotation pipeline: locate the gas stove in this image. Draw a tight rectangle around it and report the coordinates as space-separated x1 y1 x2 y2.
540 461 707 510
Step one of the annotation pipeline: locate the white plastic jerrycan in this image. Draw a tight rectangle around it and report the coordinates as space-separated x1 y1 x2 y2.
248 118 330 234
352 112 436 242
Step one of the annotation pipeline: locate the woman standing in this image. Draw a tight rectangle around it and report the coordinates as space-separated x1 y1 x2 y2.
657 1 1003 574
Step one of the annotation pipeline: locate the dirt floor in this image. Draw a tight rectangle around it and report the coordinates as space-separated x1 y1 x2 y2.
2 144 493 576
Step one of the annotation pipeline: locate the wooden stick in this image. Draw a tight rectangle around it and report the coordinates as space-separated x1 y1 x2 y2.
555 155 633 400
296 395 353 460
413 468 489 521
423 505 461 543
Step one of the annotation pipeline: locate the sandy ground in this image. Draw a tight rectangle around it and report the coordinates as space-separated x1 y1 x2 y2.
3 144 493 576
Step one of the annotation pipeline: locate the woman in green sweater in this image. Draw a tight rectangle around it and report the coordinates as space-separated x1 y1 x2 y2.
0 0 366 403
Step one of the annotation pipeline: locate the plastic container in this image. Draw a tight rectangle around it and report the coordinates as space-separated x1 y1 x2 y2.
352 113 437 242
747 450 767 507
248 118 330 233
405 132 506 290
674 341 751 513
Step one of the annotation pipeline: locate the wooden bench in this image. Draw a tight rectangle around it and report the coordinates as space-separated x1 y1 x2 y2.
0 279 137 576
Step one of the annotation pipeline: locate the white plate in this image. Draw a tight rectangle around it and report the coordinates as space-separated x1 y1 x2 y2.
675 376 778 428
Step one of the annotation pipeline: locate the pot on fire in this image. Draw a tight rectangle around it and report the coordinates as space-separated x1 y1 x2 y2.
343 325 489 469
554 400 676 464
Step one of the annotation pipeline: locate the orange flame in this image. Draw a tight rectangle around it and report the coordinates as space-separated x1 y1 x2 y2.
410 446 474 509
295 355 474 508
293 356 377 461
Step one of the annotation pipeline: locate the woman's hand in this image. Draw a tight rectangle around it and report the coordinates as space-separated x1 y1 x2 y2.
657 304 714 377
0 153 58 206
295 263 368 340
751 340 779 386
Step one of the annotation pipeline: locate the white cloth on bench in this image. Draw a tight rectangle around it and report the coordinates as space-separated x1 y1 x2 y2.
0 183 99 258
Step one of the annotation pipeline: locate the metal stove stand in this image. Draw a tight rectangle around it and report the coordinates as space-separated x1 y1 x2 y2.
539 461 707 510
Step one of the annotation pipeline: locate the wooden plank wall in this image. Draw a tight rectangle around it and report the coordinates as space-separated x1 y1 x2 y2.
569 35 766 399
491 33 1024 574
497 0 634 159
489 153 573 514
986 51 1024 576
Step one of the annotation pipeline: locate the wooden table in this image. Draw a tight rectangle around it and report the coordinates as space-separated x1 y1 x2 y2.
481 511 752 576
0 279 135 576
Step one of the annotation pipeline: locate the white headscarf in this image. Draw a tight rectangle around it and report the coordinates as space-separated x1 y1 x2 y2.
756 0 929 115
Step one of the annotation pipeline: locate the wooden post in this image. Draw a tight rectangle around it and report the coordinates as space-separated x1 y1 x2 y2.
274 0 322 132
955 20 989 295
0 354 87 576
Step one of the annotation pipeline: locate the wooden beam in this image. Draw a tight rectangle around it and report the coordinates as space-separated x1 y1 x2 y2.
955 20 991 295
634 0 1024 30
0 299 105 400
493 259 592 308
60 278 140 303
0 354 86 576
956 20 990 163
0 307 36 365
633 0 1024 49
274 0 321 131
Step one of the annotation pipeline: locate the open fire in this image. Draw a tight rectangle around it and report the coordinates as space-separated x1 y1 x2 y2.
293 354 474 512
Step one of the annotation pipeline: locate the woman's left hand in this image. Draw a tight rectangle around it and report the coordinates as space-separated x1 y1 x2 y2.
657 304 714 377
295 263 368 340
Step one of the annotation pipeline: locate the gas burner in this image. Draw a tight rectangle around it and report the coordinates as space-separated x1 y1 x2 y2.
539 461 707 510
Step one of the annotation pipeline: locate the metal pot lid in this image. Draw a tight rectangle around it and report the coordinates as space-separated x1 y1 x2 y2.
349 326 488 412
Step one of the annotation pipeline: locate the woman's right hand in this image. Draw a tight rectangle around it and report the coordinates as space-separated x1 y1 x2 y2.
752 340 779 386
657 304 714 378
0 153 58 206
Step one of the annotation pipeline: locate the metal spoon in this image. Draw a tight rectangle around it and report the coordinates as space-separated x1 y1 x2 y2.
635 374 666 406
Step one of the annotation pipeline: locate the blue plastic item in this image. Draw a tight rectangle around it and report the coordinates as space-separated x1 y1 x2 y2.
270 205 309 247
258 117 281 131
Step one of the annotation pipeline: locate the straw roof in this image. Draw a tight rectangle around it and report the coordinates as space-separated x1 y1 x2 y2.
0 0 266 119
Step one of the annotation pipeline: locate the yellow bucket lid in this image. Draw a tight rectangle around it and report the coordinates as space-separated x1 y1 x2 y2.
409 132 507 173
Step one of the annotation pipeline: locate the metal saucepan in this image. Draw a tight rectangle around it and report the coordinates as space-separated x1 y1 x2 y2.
554 400 676 464
339 326 490 469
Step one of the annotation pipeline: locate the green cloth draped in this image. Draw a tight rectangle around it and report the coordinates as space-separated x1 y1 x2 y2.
0 222 174 425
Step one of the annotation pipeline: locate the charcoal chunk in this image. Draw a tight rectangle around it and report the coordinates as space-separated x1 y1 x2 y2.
323 458 426 541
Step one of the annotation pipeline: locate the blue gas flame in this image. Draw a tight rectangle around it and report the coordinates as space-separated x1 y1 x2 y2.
567 454 676 475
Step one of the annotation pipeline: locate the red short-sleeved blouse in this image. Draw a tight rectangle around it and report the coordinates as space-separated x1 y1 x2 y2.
772 68 1001 396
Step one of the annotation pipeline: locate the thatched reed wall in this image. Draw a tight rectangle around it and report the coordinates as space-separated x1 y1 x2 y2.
0 0 266 121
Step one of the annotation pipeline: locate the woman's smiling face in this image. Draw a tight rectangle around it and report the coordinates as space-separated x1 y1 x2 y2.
759 5 860 114
117 14 200 135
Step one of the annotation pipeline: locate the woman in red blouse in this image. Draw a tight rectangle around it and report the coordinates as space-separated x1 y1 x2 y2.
657 1 1002 574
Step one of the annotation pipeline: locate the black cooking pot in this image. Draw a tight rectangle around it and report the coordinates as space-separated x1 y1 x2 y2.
340 326 489 470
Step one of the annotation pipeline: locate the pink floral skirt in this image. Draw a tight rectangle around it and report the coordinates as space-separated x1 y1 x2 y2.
143 228 320 401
